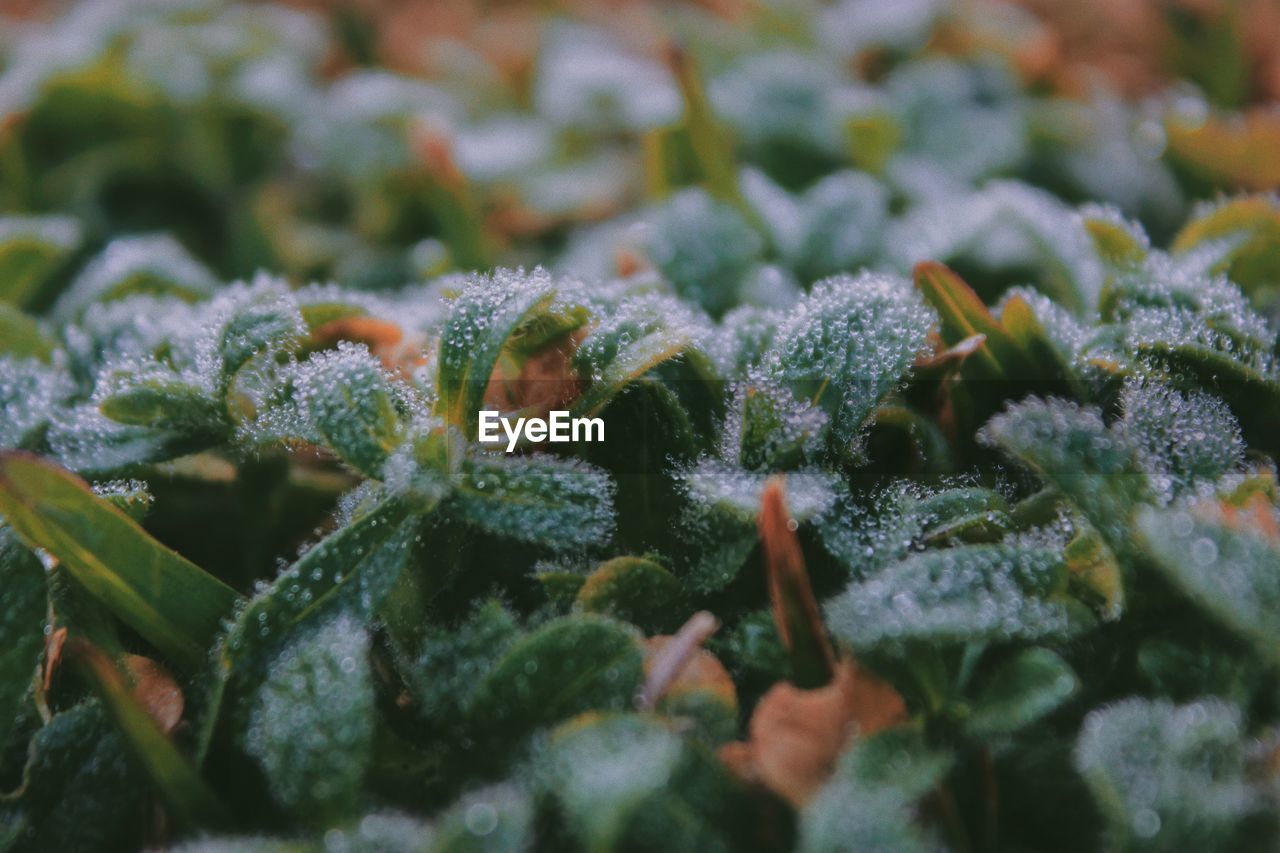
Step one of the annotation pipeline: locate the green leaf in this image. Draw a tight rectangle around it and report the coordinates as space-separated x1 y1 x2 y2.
296 343 405 476
1136 502 1280 666
538 713 740 852
1171 196 1280 295
981 398 1150 553
3 703 144 851
1083 213 1149 270
914 261 1026 380
71 640 229 829
1121 380 1244 502
449 453 615 549
436 268 558 438
666 47 746 214
1075 698 1259 852
825 543 1075 649
200 497 416 759
575 556 689 634
0 452 239 672
0 304 55 362
0 215 81 308
571 294 699 418
0 531 46 751
963 648 1078 738
98 375 229 436
765 272 934 458
217 287 306 387
638 191 762 317
53 234 217 319
469 616 644 746
403 601 519 737
801 728 945 853
244 615 373 823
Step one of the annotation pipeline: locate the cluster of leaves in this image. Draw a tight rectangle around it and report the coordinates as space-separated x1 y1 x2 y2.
2 0 1280 851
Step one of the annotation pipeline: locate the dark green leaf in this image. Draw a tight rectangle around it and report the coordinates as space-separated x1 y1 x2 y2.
469 616 643 746
0 531 45 751
963 648 1078 738
576 556 689 634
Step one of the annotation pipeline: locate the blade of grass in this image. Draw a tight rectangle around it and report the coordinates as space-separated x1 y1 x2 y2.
0 452 240 673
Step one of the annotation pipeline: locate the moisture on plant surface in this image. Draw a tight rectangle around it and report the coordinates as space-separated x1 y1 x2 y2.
3 0 1280 850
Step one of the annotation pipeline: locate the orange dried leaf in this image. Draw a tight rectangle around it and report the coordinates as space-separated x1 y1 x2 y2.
759 477 835 687
124 654 185 735
641 612 735 709
719 659 906 807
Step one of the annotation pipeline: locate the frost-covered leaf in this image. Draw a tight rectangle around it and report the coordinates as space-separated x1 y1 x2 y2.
1076 698 1260 851
534 23 679 133
639 189 762 318
786 171 888 282
0 215 81 307
825 543 1075 649
53 234 218 319
1136 500 1280 666
468 616 643 747
0 452 238 672
403 601 518 737
96 371 228 438
763 272 934 459
430 783 534 853
1121 381 1244 503
245 614 373 822
570 292 709 419
1171 196 1280 298
436 268 565 437
449 453 615 549
727 378 828 471
295 342 405 476
538 713 739 852
0 357 67 450
215 279 306 386
679 461 837 593
817 482 1009 581
889 181 1103 313
202 498 416 757
981 398 1150 553
799 727 946 853
711 52 847 173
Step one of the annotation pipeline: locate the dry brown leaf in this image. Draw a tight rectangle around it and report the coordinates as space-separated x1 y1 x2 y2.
124 655 185 734
42 626 67 694
719 658 907 807
482 330 585 421
759 477 836 686
641 612 736 710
